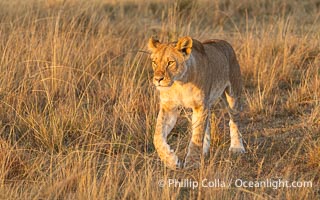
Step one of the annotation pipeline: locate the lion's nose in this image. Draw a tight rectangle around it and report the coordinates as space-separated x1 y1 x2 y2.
154 75 164 83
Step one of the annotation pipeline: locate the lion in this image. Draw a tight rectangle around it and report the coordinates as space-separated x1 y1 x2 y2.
148 36 245 169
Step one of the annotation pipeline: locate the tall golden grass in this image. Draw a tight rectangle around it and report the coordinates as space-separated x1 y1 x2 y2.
0 0 319 199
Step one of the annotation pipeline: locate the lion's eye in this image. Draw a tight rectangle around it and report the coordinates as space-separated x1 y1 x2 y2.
168 61 175 66
152 61 157 68
167 61 176 70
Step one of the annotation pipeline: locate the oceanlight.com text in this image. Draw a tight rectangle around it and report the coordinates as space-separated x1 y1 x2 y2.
158 178 312 190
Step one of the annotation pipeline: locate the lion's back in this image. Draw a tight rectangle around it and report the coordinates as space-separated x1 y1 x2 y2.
202 39 236 63
201 39 242 97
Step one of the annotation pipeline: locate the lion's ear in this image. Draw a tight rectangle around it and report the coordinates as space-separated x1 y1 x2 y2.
176 36 193 56
148 37 160 52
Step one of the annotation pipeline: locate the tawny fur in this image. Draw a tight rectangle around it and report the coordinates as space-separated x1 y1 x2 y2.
148 36 245 170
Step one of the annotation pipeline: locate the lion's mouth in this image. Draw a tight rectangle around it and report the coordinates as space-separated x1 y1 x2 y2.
153 81 173 88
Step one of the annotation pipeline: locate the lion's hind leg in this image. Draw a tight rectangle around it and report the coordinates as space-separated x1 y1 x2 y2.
221 87 245 153
202 113 211 157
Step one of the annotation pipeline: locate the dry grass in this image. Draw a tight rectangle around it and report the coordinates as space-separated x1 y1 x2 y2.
0 0 319 199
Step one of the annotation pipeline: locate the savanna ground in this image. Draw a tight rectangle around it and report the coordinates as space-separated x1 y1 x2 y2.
0 0 319 199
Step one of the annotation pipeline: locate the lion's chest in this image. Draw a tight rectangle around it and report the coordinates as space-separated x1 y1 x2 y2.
158 82 204 108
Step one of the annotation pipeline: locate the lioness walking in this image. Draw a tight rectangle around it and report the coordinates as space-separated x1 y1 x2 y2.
148 36 245 169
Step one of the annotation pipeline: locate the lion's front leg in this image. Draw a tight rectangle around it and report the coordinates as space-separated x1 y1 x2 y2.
184 106 208 169
154 105 181 169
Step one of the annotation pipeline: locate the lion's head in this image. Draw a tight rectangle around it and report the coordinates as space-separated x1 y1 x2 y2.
148 36 193 88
